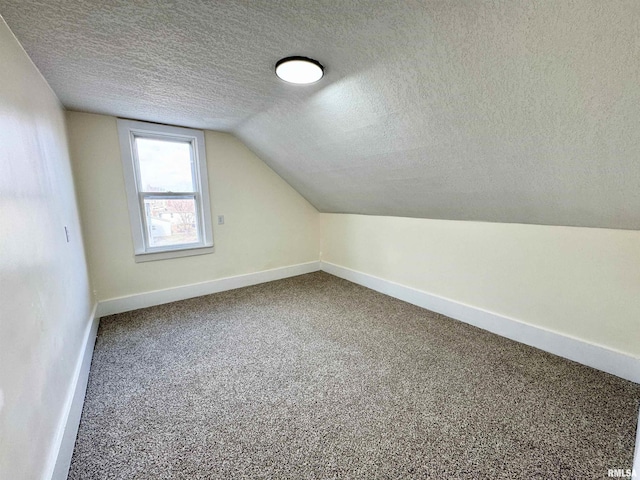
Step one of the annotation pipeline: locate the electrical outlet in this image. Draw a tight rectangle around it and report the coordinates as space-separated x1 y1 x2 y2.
217 215 225 225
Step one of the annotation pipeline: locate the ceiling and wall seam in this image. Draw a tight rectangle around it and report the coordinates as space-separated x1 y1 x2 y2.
0 15 63 108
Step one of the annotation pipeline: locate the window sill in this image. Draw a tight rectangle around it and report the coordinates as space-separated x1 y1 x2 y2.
134 245 214 263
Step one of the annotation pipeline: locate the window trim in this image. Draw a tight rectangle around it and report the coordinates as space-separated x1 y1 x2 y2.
117 119 214 262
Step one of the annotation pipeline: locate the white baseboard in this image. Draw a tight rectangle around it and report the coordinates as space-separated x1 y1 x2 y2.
44 261 638 479
321 261 640 384
46 304 100 480
97 261 321 317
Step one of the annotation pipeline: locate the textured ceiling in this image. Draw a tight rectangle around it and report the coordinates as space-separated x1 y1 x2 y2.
2 1 639 229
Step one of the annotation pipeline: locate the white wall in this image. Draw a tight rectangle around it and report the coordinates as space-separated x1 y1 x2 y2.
320 214 640 359
0 19 93 480
66 112 319 302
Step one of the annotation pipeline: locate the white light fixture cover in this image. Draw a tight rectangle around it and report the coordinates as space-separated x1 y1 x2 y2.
275 56 324 84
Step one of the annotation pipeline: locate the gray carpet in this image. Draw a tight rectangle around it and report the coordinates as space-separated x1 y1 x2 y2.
69 272 639 479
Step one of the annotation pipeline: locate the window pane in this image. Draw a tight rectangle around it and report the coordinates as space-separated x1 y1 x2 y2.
143 197 200 247
136 137 195 192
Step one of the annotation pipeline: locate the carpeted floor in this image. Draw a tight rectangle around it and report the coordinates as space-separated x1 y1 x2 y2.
69 272 639 479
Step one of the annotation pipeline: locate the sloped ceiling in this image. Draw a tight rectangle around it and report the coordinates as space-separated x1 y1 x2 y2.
2 1 639 229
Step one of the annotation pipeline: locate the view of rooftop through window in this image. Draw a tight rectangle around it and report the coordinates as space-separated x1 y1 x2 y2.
135 137 200 247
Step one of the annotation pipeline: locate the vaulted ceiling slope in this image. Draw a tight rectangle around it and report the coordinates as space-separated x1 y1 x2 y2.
2 1 639 229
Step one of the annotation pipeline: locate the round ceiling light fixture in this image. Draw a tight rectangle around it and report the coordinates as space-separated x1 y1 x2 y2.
275 56 324 85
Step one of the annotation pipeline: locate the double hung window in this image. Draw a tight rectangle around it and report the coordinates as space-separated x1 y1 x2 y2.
117 119 214 262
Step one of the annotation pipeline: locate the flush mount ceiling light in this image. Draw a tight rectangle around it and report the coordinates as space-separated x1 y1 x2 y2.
275 56 324 84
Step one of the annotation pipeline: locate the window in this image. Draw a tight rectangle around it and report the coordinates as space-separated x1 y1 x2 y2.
117 119 214 262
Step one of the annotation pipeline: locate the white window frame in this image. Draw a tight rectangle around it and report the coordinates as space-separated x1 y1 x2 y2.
117 119 214 262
